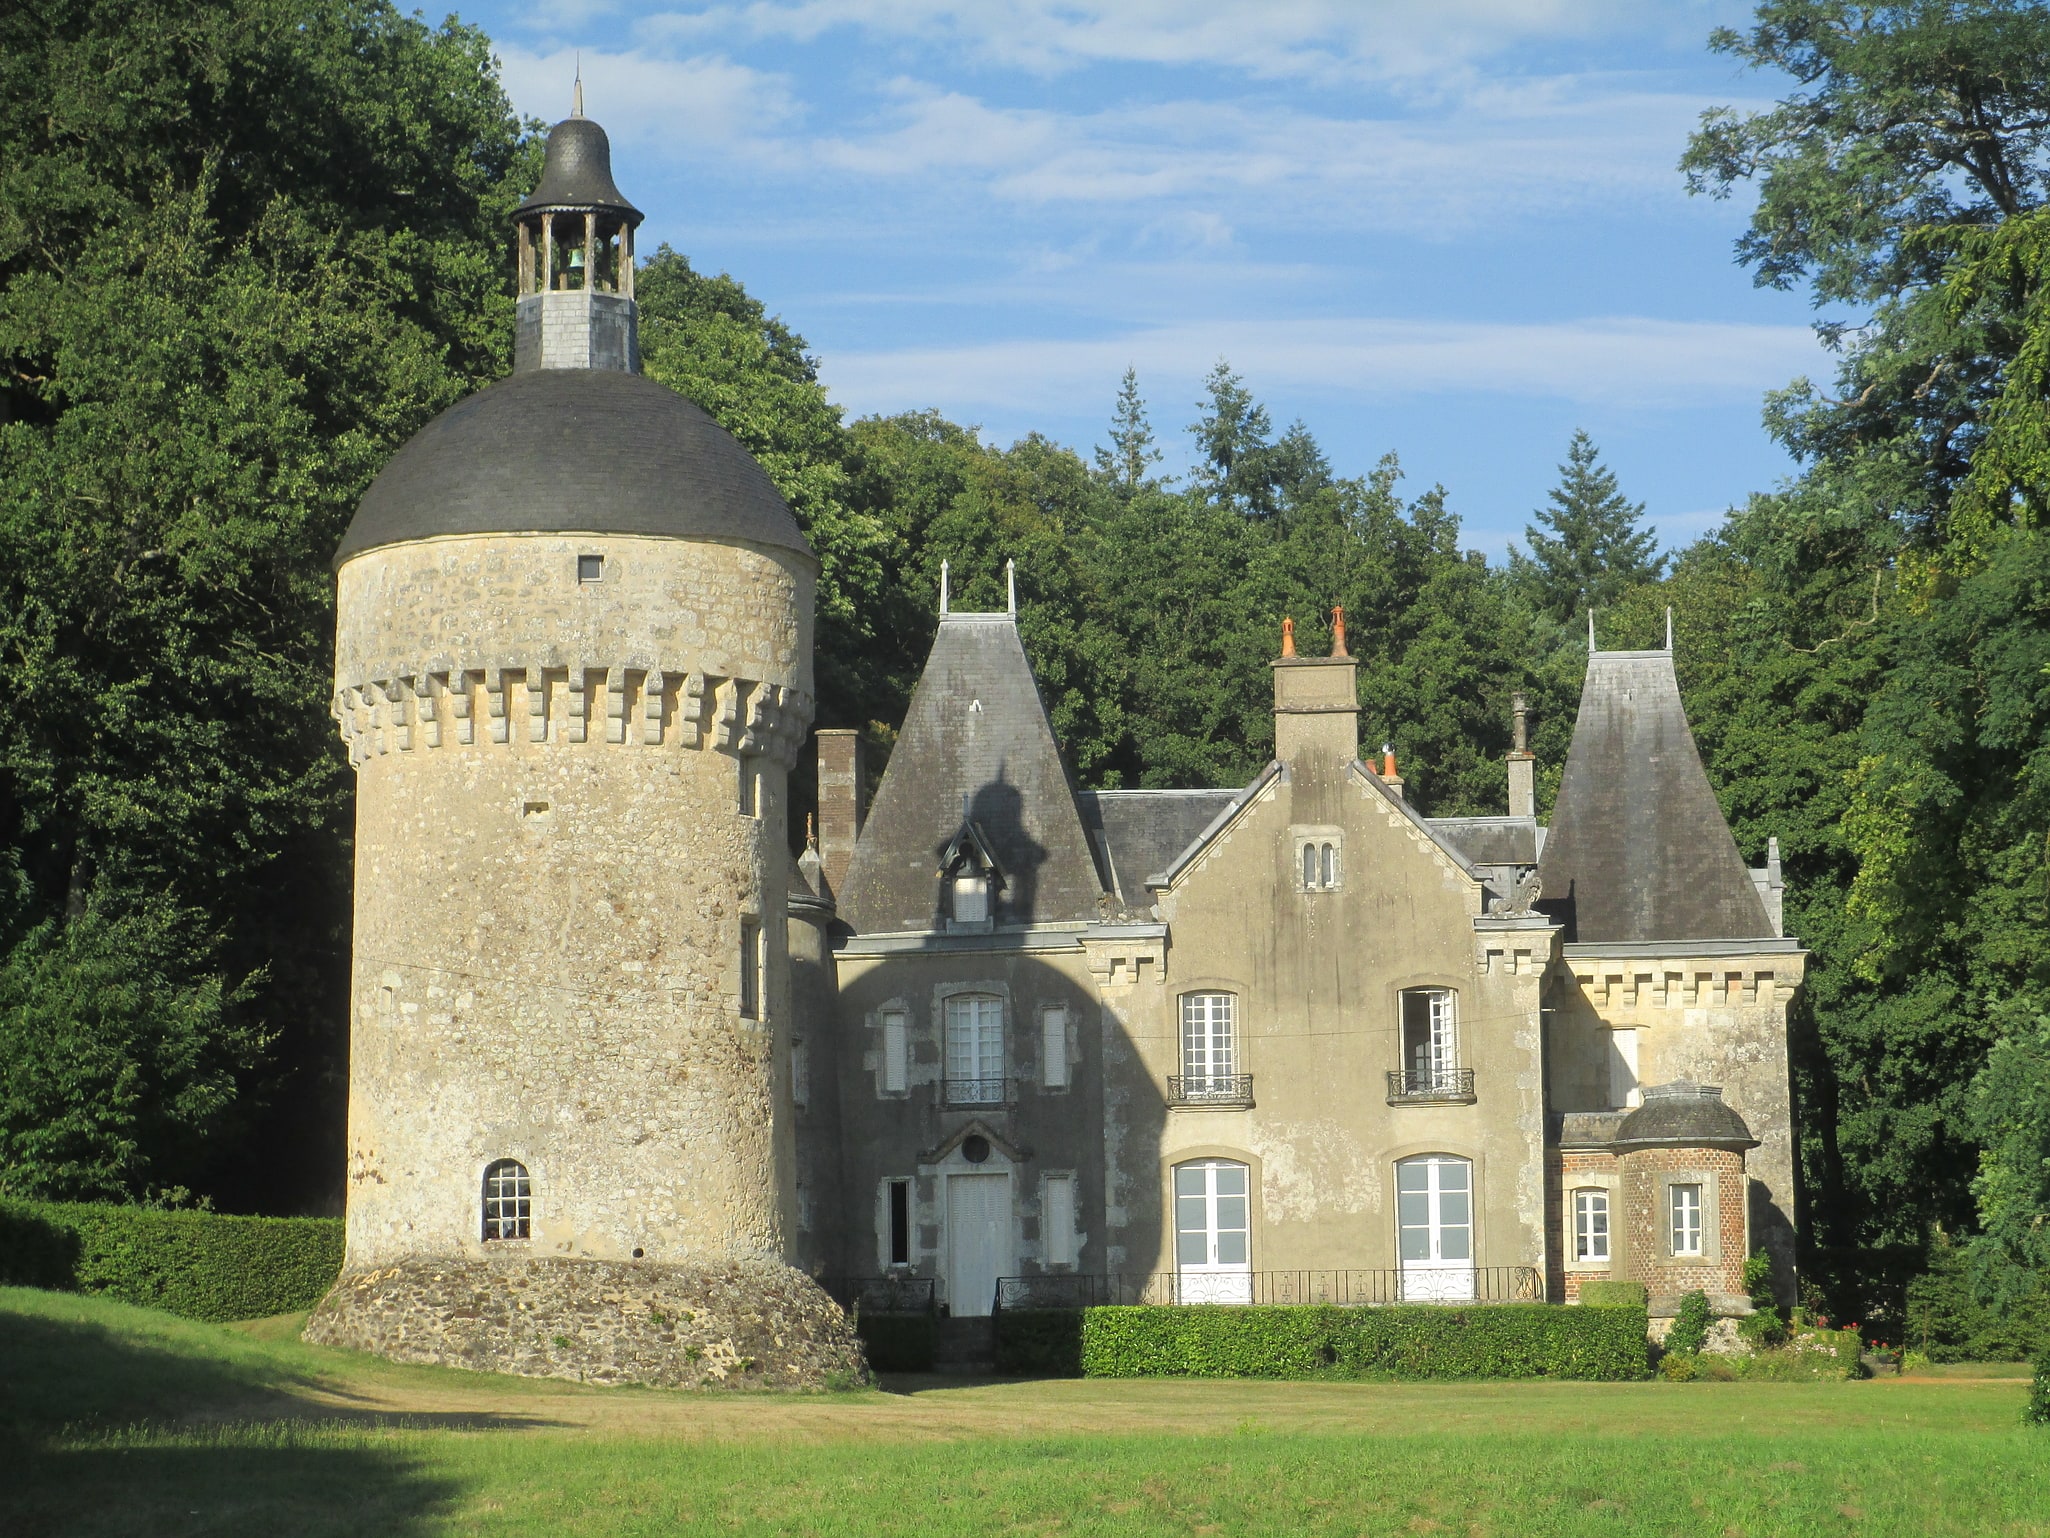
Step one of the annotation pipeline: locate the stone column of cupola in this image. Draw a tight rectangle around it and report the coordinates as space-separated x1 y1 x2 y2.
511 98 644 374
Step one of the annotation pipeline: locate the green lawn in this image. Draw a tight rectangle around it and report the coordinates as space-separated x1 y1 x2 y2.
4 1286 2045 1537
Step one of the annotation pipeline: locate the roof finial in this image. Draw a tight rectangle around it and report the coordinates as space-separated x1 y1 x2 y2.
572 55 584 118
1280 616 1296 658
1666 605 1674 653
1587 606 1596 653
940 559 950 616
1007 558 1016 616
1330 605 1348 658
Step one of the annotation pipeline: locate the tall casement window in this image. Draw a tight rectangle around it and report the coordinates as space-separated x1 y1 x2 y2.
885 1178 912 1267
1042 1173 1076 1268
1669 1182 1704 1257
1607 1029 1641 1109
1040 1004 1070 1089
1398 989 1458 1094
951 871 990 925
739 917 762 1019
880 1008 909 1094
482 1160 531 1241
1573 1189 1610 1263
1297 836 1341 891
1173 1159 1251 1303
944 994 1005 1104
1180 992 1237 1093
1395 1154 1474 1300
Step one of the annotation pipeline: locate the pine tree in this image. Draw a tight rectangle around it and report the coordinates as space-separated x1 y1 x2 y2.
1189 361 1278 516
1510 431 1664 623
1094 367 1164 494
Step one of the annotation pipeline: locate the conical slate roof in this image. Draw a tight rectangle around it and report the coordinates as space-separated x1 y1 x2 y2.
838 613 1105 933
1536 649 1773 944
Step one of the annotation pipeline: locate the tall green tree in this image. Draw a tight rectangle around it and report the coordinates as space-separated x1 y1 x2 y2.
0 0 531 1207
1508 430 1664 624
1093 367 1165 496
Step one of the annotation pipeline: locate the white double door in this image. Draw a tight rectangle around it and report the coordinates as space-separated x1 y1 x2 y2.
945 1172 1011 1318
1174 1159 1253 1304
1397 1154 1476 1301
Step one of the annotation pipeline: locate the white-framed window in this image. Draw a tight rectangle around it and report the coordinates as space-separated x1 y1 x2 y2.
952 872 990 925
1180 992 1237 1091
881 1008 909 1095
482 1159 531 1241
1173 1159 1251 1302
577 553 603 583
1399 988 1458 1092
1042 1173 1076 1267
790 1037 809 1110
1573 1188 1610 1263
1670 1182 1704 1257
944 993 1005 1103
1040 1004 1069 1089
738 755 759 817
739 916 762 1019
1608 1028 1641 1109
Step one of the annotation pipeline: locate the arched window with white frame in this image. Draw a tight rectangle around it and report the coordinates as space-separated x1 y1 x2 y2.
1395 1153 1474 1300
1173 1158 1252 1303
482 1159 531 1241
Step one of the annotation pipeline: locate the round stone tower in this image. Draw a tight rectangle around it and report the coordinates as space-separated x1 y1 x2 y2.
305 99 860 1388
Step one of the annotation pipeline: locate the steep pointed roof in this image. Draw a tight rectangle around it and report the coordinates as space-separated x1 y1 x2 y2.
1536 648 1774 944
838 613 1105 932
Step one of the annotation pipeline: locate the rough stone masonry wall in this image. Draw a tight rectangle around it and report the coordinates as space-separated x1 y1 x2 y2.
306 1255 866 1389
330 533 815 1274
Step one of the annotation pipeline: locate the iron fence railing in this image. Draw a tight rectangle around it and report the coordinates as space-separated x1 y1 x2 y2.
992 1267 1543 1310
1167 1074 1255 1108
819 1275 937 1315
941 1076 1013 1107
1386 1068 1477 1103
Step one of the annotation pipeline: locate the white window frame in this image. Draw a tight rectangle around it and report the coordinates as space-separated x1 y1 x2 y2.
482 1159 531 1241
1040 1003 1070 1089
1608 1028 1641 1109
1670 1182 1704 1257
880 1008 909 1095
1179 992 1238 1092
1572 1188 1610 1264
1042 1172 1076 1268
951 872 990 926
944 993 1005 1103
1399 988 1458 1092
1172 1159 1252 1302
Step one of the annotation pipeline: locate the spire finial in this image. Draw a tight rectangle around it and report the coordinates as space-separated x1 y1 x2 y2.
1007 558 1016 616
940 559 950 616
1587 607 1596 653
1666 605 1674 653
572 55 584 117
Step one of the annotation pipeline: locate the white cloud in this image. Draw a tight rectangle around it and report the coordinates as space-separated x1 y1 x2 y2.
496 44 802 145
638 0 1747 86
817 316 1824 418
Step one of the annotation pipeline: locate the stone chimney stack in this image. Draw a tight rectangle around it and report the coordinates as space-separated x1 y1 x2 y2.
1507 689 1536 819
1380 744 1405 802
1271 610 1358 768
815 729 867 899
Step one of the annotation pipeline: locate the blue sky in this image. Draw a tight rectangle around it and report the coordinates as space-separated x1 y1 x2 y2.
458 0 1825 559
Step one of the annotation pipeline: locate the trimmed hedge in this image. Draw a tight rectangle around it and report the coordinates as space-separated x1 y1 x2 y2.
854 1310 936 1372
995 1309 1084 1376
0 1199 343 1323
1081 1303 1651 1381
1578 1280 1646 1309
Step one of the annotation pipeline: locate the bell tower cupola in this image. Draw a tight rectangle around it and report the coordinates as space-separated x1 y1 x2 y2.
512 80 644 374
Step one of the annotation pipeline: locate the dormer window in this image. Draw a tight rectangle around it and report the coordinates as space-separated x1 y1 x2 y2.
938 803 1003 933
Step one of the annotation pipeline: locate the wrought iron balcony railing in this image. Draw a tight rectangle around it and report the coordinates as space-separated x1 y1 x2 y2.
1386 1068 1477 1104
818 1275 937 1316
1168 1074 1254 1108
941 1076 1013 1107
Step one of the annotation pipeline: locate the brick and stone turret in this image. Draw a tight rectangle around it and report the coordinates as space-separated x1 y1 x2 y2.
305 99 861 1388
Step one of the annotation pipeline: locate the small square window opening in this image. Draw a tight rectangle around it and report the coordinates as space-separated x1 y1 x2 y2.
577 554 604 583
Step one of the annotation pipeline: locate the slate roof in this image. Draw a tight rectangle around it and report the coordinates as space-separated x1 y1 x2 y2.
838 614 1107 932
1079 789 1241 896
1613 1082 1758 1150
515 116 642 223
334 369 813 567
1427 816 1540 867
1536 649 1774 944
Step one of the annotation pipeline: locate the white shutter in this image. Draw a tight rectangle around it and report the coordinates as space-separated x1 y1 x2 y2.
882 1010 908 1094
1041 1006 1068 1088
1043 1174 1075 1266
1609 1029 1640 1109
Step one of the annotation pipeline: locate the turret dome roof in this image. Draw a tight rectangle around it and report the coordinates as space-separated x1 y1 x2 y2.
333 369 813 567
